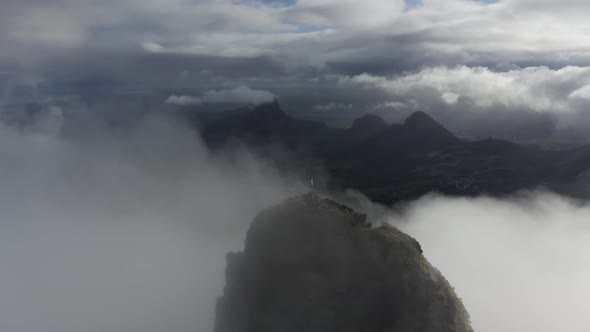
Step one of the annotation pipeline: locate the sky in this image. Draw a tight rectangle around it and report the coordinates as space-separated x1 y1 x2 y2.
4 0 590 140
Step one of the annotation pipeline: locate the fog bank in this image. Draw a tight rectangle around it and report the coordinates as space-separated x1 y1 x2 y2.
391 192 590 332
0 115 303 332
3 112 590 332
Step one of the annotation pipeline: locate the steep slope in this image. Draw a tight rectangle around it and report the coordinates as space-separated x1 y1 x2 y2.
215 193 472 332
404 111 462 146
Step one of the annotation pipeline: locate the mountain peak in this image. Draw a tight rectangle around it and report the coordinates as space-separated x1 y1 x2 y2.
404 111 439 128
396 111 461 147
351 114 388 132
215 194 473 332
248 99 286 120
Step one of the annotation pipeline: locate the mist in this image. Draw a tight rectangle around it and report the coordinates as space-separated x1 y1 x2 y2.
0 114 303 332
389 192 590 332
4 109 590 332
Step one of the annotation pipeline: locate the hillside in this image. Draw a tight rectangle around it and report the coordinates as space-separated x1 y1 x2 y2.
215 193 472 332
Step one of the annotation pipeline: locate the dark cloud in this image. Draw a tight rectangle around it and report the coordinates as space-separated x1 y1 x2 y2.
2 0 590 141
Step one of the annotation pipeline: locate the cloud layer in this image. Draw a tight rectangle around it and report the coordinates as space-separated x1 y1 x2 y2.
342 65 590 114
0 114 303 332
391 192 590 332
2 107 590 331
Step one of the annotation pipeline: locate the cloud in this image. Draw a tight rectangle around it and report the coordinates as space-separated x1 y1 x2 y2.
3 92 590 332
342 65 590 114
4 0 590 71
568 84 590 100
165 95 202 106
0 113 303 332
141 42 164 53
339 190 590 332
373 101 414 110
167 86 275 106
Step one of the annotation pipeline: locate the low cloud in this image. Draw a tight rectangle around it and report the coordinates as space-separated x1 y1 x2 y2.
341 66 590 114
373 101 415 110
0 114 303 332
166 86 275 106
166 95 202 106
2 107 590 332
383 191 590 332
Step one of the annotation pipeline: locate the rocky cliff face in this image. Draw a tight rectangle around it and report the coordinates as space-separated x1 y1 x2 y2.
215 193 472 332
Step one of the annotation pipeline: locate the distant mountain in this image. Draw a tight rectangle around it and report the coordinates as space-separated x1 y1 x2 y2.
350 113 388 135
3 100 588 203
195 103 460 153
195 102 587 203
194 100 328 147
215 193 473 332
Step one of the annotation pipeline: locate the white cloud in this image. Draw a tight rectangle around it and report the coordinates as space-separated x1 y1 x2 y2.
165 95 202 106
342 65 590 113
0 114 303 332
141 41 164 53
166 86 275 106
568 85 590 100
389 191 590 332
441 92 460 104
374 101 408 109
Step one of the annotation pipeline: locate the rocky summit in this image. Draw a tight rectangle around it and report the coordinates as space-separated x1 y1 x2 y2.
215 193 472 332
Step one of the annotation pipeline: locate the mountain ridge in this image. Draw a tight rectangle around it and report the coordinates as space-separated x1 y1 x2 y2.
4 100 589 204
192 101 586 204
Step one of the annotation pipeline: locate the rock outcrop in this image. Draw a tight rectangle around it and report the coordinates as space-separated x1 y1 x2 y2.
215 193 472 332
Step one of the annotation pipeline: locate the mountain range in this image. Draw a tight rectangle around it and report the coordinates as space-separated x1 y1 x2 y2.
184 101 589 204
4 99 590 204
